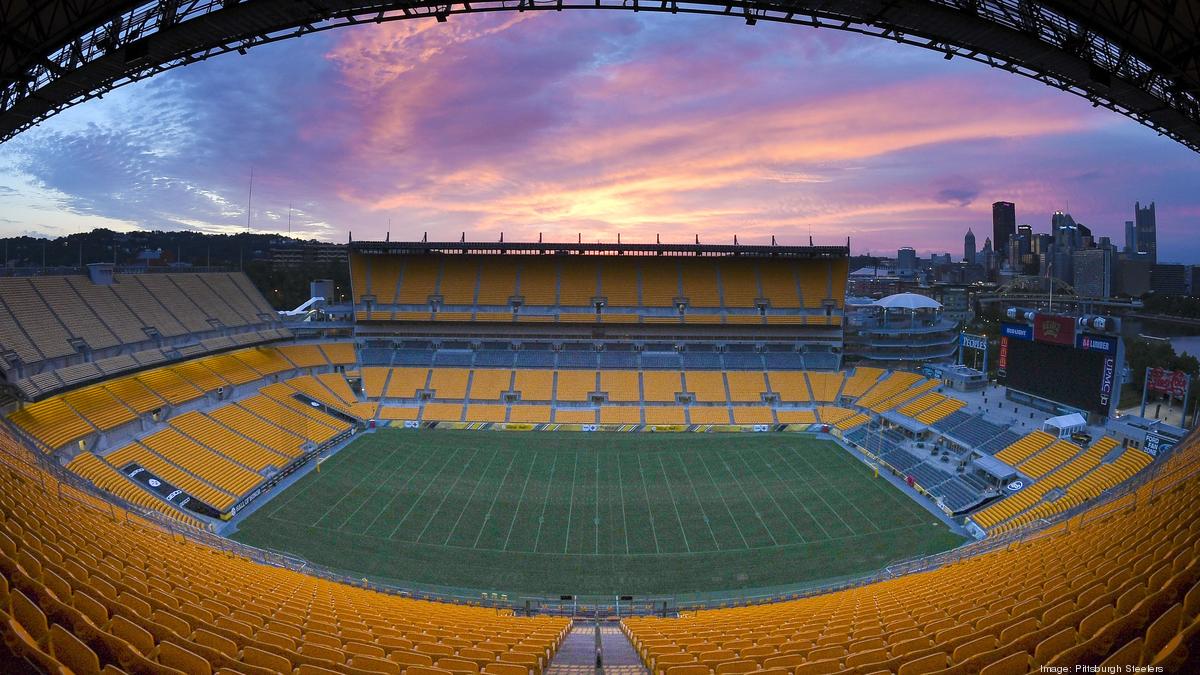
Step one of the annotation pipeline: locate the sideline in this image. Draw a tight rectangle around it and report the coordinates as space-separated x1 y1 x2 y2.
218 428 375 535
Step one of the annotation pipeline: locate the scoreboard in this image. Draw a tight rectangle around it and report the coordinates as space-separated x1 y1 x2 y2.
998 316 1119 417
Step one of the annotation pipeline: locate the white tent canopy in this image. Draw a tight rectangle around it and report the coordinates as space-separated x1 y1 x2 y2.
1043 412 1087 438
874 292 942 311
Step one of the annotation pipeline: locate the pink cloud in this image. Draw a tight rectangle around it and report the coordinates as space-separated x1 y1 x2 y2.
11 12 1196 261
303 13 1101 250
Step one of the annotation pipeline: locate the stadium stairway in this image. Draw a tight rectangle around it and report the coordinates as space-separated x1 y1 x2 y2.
546 624 598 675
546 624 648 675
600 626 649 675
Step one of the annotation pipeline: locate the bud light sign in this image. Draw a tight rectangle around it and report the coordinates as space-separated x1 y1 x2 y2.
1001 323 1032 340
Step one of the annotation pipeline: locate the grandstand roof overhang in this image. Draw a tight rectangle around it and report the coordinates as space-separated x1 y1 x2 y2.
971 453 1018 481
2 1 1199 151
882 411 928 434
350 240 850 259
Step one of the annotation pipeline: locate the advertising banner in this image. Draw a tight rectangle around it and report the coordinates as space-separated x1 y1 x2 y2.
1147 368 1189 398
1033 314 1076 346
1001 323 1032 340
122 463 222 519
1099 357 1116 408
960 333 988 350
1077 333 1118 355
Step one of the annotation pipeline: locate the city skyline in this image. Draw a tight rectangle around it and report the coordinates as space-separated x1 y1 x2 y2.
0 14 1198 262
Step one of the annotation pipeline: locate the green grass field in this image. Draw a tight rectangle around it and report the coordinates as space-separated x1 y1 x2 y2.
230 430 965 598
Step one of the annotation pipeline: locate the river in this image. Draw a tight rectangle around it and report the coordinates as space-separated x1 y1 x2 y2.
1121 318 1200 356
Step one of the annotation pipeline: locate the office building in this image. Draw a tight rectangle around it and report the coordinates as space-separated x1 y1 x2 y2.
992 201 1016 262
1117 254 1152 297
1073 248 1112 298
1136 201 1157 264
1151 263 1187 296
963 229 976 264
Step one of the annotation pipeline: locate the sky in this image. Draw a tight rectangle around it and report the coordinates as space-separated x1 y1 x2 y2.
0 13 1198 260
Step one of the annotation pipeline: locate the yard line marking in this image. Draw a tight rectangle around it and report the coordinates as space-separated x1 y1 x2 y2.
266 437 379 518
791 446 882 532
531 453 559 553
734 449 806 544
594 451 601 555
770 445 856 533
826 443 930 521
755 447 830 539
473 451 518 549
414 447 484 544
264 453 338 518
715 449 777 546
777 447 866 534
360 448 440 534
562 452 580 554
657 455 691 553
616 451 631 554
636 453 662 554
311 441 402 528
333 444 421 531
695 451 750 549
675 452 721 549
444 449 502 545
501 451 539 551
386 449 464 540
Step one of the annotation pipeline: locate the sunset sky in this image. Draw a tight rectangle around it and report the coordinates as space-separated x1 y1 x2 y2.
0 13 1198 260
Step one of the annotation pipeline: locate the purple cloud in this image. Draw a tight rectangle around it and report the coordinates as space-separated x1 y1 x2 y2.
0 13 1195 261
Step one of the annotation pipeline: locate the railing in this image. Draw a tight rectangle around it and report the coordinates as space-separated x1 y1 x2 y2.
0 265 234 277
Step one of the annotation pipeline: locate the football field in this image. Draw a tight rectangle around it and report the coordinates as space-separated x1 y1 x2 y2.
230 430 965 598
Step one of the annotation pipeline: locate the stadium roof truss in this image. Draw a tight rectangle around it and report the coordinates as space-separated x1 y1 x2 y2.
0 1 1198 150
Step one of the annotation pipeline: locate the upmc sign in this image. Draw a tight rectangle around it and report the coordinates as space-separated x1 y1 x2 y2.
1034 314 1077 346
1099 357 1116 407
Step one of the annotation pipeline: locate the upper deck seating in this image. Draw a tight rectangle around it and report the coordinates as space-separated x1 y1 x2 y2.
350 252 847 330
0 272 283 398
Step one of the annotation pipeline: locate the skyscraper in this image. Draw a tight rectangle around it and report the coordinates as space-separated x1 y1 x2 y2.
981 237 995 278
963 228 976 264
992 201 1016 262
1124 220 1137 254
1073 248 1112 298
1135 201 1157 264
1017 223 1032 248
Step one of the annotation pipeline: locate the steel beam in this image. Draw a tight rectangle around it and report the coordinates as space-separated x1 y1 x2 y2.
0 0 1197 151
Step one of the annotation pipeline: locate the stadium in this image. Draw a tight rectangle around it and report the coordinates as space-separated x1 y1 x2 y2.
0 237 1196 675
2 0 1200 670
